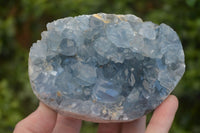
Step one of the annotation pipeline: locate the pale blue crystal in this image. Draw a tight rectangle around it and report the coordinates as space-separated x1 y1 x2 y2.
29 13 185 122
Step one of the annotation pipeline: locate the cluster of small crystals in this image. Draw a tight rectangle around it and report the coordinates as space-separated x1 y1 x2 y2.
29 13 185 122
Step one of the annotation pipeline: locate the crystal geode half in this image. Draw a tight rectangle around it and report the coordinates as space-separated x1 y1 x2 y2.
29 13 185 122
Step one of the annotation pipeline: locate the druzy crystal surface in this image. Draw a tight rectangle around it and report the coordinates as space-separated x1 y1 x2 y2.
29 13 185 122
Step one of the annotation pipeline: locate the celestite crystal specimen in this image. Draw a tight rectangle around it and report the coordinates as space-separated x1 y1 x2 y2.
29 13 185 122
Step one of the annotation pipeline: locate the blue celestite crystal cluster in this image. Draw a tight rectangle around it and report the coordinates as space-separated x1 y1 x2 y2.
29 13 185 122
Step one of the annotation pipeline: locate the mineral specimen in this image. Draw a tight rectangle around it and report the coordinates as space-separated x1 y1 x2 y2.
29 13 185 122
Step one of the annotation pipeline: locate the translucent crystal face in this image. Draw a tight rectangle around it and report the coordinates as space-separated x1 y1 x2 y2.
29 13 185 122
